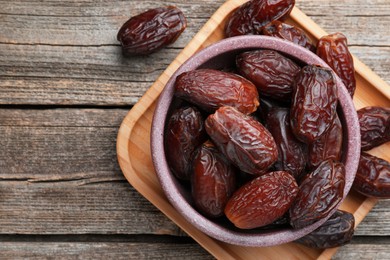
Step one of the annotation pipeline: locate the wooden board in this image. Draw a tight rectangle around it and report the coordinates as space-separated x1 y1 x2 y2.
116 0 390 259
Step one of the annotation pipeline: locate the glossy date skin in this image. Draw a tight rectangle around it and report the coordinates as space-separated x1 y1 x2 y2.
353 152 390 198
290 65 338 143
358 106 390 151
265 107 307 179
236 49 301 101
117 6 187 56
317 33 356 97
165 106 206 180
192 141 236 218
225 171 298 229
175 69 259 114
296 210 355 249
289 160 345 229
262 21 316 52
205 106 278 175
224 0 295 37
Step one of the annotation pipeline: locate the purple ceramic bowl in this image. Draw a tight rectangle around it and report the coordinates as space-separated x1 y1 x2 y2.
151 36 360 247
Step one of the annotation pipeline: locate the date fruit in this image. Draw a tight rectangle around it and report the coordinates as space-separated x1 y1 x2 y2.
165 106 206 180
317 33 356 97
117 6 187 56
236 49 301 101
265 107 307 179
225 171 298 229
192 141 236 218
289 159 345 229
290 65 338 143
205 106 278 175
296 210 355 249
175 69 259 114
225 0 295 37
358 106 390 151
353 152 390 198
262 21 316 52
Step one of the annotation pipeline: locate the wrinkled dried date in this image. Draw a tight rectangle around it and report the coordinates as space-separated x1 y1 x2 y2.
165 106 206 180
317 33 356 97
117 6 186 56
353 152 390 198
205 106 278 175
296 210 355 249
265 107 307 179
192 141 236 218
262 21 316 52
224 0 295 37
236 49 301 101
225 171 298 229
289 159 345 229
290 65 338 143
358 106 390 151
175 69 259 114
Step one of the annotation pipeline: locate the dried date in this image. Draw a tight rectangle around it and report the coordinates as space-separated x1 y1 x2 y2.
175 69 259 114
224 0 295 37
358 106 390 151
296 210 355 249
289 160 345 229
353 152 390 198
192 141 236 218
117 6 187 56
165 106 206 180
236 49 301 101
225 171 298 229
205 106 278 175
290 65 338 143
317 33 356 97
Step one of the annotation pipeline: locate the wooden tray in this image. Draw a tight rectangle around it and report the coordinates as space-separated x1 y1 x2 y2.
117 1 390 258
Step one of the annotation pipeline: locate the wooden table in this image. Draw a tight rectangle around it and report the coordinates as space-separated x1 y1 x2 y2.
1 0 389 258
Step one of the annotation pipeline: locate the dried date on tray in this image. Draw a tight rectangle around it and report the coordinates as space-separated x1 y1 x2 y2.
317 33 356 97
358 106 390 151
289 160 345 229
175 69 259 114
117 6 187 56
236 49 301 101
224 0 295 37
205 106 278 175
290 65 338 143
225 171 298 229
165 106 206 181
192 141 236 218
296 210 355 249
353 152 390 198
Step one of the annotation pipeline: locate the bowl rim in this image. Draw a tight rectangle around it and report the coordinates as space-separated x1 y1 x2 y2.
150 35 361 247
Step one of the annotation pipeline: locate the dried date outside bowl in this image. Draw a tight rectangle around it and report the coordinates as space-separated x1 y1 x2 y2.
150 36 360 247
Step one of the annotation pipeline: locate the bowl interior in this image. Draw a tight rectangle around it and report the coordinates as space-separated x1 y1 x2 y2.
151 35 360 247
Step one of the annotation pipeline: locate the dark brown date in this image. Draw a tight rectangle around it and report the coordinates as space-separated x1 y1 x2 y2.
308 115 343 169
236 49 301 101
175 69 259 114
317 33 356 97
205 106 278 175
296 210 355 249
358 106 390 151
192 141 236 218
165 106 206 180
225 171 298 229
290 65 338 143
353 152 390 198
262 21 316 52
224 0 295 37
265 107 307 179
289 160 345 229
117 6 186 56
